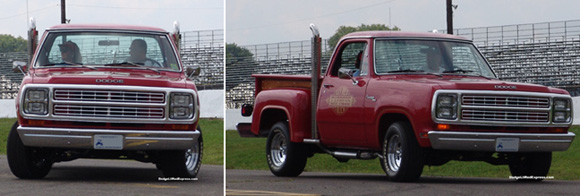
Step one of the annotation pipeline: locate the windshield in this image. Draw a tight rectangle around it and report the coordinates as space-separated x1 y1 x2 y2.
374 39 496 78
34 31 180 71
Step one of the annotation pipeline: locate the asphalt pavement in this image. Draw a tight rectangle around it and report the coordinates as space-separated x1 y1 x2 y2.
0 155 223 196
226 169 580 196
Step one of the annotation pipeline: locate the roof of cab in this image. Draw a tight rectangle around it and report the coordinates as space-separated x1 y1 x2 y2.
341 31 470 42
46 24 167 33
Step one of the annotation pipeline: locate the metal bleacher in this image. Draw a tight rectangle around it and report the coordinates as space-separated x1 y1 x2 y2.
0 52 27 99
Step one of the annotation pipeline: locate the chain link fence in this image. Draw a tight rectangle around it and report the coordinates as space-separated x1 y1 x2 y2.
227 20 580 109
0 29 224 99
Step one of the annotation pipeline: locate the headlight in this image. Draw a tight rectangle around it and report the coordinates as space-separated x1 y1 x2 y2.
553 98 571 123
436 94 457 119
23 88 49 115
170 93 193 119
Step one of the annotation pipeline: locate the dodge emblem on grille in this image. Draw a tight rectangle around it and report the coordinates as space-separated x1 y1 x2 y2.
494 85 516 89
96 79 124 83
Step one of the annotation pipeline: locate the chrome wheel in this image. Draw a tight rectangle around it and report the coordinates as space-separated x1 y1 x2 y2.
185 144 200 172
387 134 402 173
269 132 287 168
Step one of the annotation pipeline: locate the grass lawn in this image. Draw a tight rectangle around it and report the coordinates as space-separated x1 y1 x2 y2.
0 118 223 165
226 127 580 180
199 118 224 165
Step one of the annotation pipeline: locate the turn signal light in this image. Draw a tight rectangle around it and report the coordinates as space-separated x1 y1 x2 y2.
437 124 450 130
28 120 45 126
172 124 189 130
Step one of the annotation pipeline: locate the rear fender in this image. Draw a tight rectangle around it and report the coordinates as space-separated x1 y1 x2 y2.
252 89 312 142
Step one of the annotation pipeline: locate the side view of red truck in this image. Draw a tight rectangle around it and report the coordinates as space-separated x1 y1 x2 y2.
8 20 202 179
237 24 575 182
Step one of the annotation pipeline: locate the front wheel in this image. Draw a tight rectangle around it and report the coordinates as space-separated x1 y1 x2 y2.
266 121 307 177
7 122 54 179
508 152 552 182
160 128 203 178
381 122 424 182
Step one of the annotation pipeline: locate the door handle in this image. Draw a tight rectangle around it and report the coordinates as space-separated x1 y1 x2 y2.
323 84 334 88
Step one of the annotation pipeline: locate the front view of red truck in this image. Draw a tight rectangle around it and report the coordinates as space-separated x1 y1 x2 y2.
8 22 202 179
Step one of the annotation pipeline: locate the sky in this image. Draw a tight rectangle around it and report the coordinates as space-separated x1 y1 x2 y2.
227 0 580 46
0 0 223 38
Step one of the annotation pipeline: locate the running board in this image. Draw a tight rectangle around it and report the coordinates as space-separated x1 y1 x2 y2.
303 139 320 144
303 138 377 160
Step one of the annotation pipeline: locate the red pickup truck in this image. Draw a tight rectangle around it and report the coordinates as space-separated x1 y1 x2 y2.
237 24 575 182
8 21 202 179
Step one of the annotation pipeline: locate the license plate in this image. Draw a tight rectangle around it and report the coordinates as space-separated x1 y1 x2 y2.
495 138 519 152
94 135 123 150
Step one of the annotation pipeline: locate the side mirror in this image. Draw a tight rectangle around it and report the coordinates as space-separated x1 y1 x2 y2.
338 68 358 85
338 68 354 79
185 66 201 77
12 61 27 75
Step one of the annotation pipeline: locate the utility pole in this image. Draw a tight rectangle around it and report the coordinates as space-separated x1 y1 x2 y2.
61 0 66 24
446 0 453 35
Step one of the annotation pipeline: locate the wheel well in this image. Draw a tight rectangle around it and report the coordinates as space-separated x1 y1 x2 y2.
378 113 412 146
259 108 288 136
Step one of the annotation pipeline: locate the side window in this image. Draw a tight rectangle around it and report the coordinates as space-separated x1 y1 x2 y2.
330 42 367 76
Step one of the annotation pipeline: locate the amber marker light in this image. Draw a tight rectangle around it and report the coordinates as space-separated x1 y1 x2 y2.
28 120 45 126
437 124 450 130
172 124 189 130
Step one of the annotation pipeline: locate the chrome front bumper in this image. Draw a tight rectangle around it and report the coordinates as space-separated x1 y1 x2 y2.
17 126 200 150
428 131 575 152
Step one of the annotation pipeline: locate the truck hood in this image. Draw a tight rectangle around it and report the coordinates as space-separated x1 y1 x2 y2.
381 75 569 95
30 69 187 88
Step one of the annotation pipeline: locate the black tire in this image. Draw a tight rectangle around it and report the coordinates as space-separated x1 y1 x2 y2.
508 152 552 182
7 122 53 179
266 121 307 177
381 122 424 182
160 127 203 178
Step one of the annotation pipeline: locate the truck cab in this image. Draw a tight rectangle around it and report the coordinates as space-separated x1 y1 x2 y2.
238 25 574 182
8 22 203 179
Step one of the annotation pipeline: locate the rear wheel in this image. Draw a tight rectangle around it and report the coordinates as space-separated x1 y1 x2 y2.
508 152 551 182
7 122 53 179
381 122 424 182
266 121 307 177
160 127 203 178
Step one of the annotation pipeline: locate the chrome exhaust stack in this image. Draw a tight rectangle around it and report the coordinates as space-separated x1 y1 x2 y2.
310 23 321 139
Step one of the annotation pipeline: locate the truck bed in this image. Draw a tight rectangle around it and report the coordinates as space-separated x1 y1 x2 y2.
252 74 323 96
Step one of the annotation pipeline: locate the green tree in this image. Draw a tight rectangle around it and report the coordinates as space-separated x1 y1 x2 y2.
225 43 256 90
0 34 27 53
226 43 253 64
328 24 400 50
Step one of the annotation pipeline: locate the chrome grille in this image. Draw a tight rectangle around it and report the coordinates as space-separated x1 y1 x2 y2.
54 89 165 103
462 109 549 122
462 95 549 108
54 104 164 119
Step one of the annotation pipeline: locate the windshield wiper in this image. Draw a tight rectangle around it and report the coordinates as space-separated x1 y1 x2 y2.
443 68 493 79
387 69 424 73
42 62 96 70
388 69 442 77
104 62 160 74
443 69 474 74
